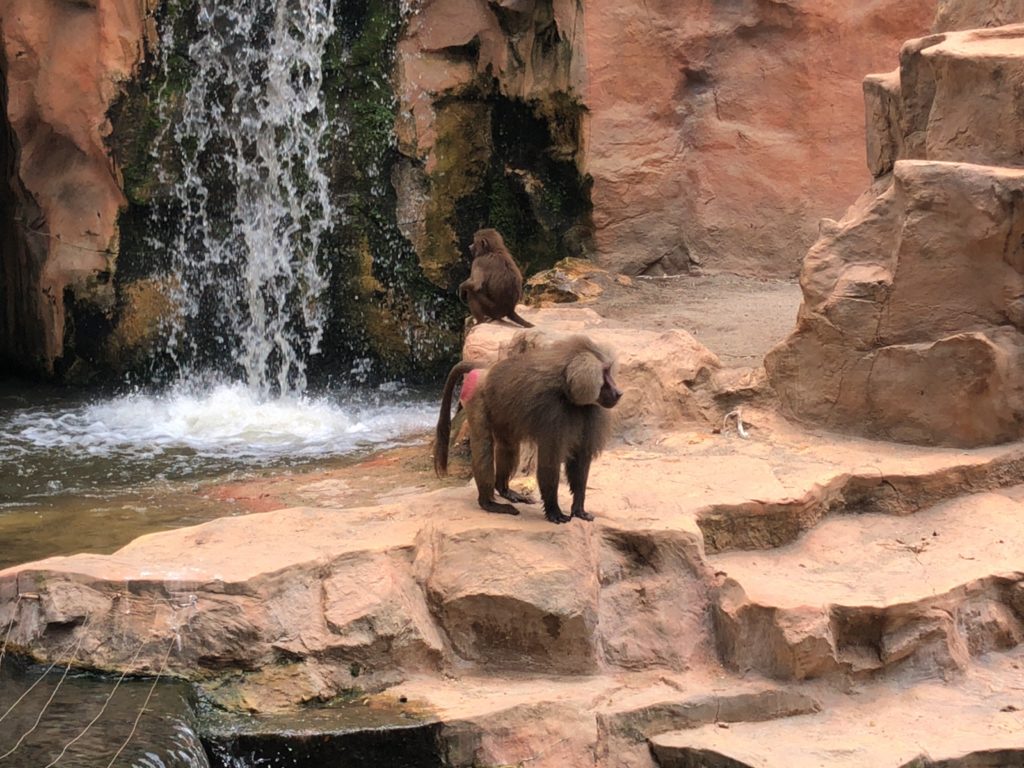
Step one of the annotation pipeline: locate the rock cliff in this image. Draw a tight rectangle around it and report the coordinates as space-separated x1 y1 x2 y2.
0 0 153 376
767 24 1024 447
584 0 937 277
1 0 943 379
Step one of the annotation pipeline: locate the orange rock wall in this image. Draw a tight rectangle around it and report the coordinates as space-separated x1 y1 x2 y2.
0 0 149 373
935 0 1024 30
1 0 991 377
583 0 937 277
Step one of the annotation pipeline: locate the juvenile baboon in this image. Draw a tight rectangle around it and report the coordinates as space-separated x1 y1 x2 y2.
434 335 621 523
458 228 534 328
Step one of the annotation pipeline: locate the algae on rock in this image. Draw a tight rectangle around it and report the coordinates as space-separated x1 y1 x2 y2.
95 0 593 385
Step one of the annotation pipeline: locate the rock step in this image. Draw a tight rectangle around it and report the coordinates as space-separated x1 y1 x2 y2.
696 447 1024 554
370 672 821 768
649 648 1024 767
766 158 1024 449
710 488 1024 680
865 24 1024 178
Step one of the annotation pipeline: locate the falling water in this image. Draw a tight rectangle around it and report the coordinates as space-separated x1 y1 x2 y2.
154 0 338 397
0 0 438 514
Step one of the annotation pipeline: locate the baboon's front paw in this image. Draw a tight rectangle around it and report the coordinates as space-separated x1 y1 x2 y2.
545 510 571 524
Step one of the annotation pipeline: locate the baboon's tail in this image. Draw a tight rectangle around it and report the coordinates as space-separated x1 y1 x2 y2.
508 310 534 328
434 360 483 477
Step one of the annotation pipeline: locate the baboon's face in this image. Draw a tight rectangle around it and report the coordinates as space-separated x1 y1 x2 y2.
597 365 622 409
470 229 502 258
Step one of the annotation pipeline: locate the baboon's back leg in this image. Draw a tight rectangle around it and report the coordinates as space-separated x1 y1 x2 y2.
466 294 491 324
495 439 533 504
470 412 519 515
537 443 570 524
566 453 595 521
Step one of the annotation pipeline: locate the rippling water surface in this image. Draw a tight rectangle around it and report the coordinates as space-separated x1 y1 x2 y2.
0 659 208 768
0 380 435 569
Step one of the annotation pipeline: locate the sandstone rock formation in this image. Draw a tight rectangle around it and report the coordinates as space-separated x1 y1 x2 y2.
460 307 725 436
1 0 946 379
393 0 591 284
523 258 632 305
0 0 152 375
767 24 1024 447
6 388 1024 763
584 0 938 277
934 0 1024 30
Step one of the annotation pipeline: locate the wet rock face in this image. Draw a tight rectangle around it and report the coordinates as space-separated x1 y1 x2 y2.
767 25 1024 448
0 0 151 376
394 0 593 292
0 0 592 383
415 523 601 673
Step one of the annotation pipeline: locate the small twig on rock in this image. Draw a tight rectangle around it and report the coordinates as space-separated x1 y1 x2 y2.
722 408 749 439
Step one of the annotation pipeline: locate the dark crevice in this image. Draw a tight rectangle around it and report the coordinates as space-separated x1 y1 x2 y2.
0 49 49 377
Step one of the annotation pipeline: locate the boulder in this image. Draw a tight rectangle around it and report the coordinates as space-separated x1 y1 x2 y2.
414 522 601 673
523 258 632 306
769 23 1024 447
597 527 712 670
767 160 1024 447
461 308 724 434
0 509 446 689
920 26 1024 167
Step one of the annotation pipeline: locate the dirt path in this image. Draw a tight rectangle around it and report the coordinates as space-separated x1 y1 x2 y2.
586 273 802 368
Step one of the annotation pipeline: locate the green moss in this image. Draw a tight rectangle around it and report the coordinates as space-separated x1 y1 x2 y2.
313 0 464 383
111 0 194 211
418 100 493 283
105 0 590 387
445 94 593 280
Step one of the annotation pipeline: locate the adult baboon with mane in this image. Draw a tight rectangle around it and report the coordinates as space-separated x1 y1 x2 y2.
435 335 621 523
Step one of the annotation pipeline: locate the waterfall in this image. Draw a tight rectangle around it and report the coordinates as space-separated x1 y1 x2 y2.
0 0 438 484
153 0 338 398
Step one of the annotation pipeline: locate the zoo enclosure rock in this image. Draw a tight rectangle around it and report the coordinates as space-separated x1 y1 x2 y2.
8 372 1024 761
0 500 713 695
0 0 960 380
583 0 937 277
0 0 154 374
767 24 1024 447
460 307 726 436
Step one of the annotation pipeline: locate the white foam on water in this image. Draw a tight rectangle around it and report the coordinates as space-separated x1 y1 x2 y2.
3 383 435 460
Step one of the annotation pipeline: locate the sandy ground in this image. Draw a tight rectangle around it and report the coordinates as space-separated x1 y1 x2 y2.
591 273 803 368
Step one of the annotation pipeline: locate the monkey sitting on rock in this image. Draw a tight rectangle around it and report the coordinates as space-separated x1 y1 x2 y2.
458 228 534 328
434 334 621 524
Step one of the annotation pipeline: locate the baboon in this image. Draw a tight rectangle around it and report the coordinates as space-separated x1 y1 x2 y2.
434 335 622 523
458 228 534 328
